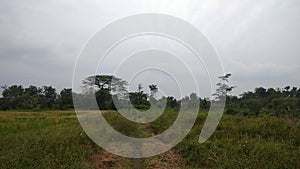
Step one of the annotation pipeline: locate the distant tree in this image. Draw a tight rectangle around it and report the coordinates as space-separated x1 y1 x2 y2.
166 96 179 109
82 75 128 94
241 99 263 116
240 91 255 99
129 92 149 109
213 73 236 101
266 88 279 98
1 85 24 109
0 98 5 110
42 86 57 109
82 75 129 110
138 83 143 93
283 86 291 96
24 85 41 96
95 88 115 110
57 88 73 110
200 97 210 110
189 93 199 109
149 84 158 97
255 87 267 98
21 85 43 109
290 87 298 97
129 83 150 109
296 88 300 98
271 97 298 117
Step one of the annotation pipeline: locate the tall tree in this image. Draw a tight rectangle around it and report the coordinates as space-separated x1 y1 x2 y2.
82 75 128 110
148 84 158 97
82 75 128 94
213 73 236 101
138 83 143 93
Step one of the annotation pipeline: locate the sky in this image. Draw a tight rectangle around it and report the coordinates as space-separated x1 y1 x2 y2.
0 0 299 98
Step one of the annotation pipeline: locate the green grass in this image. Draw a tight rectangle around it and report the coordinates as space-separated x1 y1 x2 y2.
176 114 300 168
0 110 299 168
0 111 100 169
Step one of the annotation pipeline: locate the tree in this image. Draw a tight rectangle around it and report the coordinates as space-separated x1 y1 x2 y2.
42 86 57 109
129 83 150 109
200 97 210 110
188 93 199 109
255 87 267 98
266 88 279 98
213 73 236 101
82 75 128 94
1 85 24 109
21 85 43 109
57 88 73 110
82 75 129 110
95 88 115 110
241 99 263 116
290 87 298 97
166 96 179 109
83 75 113 90
283 86 291 97
149 84 158 97
138 83 143 93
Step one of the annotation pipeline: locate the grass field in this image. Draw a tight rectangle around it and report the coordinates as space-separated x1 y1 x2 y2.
0 110 299 168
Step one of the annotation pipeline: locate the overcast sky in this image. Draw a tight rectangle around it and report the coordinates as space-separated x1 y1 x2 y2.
0 0 299 97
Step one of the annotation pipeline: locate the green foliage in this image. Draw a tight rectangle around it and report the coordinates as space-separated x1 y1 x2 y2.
0 111 100 168
95 89 115 110
226 86 300 117
129 90 150 110
0 85 74 111
213 73 236 101
0 74 299 119
56 88 73 110
82 75 128 93
177 114 300 168
41 86 57 109
166 96 180 110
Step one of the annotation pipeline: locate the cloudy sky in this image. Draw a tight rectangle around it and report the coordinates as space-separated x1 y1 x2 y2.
0 0 299 97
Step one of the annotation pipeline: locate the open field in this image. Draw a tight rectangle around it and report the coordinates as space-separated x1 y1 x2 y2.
0 110 300 168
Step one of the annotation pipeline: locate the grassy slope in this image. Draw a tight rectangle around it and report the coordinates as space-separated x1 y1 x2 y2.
0 110 299 168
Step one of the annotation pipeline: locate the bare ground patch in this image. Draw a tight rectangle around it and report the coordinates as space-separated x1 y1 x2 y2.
84 149 183 169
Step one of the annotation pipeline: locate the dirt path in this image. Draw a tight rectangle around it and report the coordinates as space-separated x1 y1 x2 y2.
84 124 184 168
86 149 183 169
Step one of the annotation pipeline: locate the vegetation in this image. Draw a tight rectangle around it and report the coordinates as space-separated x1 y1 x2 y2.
226 86 300 117
1 74 299 118
0 74 299 168
0 85 73 110
177 113 300 168
0 110 299 168
0 111 99 168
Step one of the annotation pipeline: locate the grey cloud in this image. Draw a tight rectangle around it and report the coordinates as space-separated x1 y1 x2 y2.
0 0 299 97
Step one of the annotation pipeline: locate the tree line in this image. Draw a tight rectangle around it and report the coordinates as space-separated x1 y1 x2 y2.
0 85 73 110
0 74 299 117
226 86 300 117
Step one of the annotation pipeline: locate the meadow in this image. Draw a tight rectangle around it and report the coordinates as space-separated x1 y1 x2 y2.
0 110 299 169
